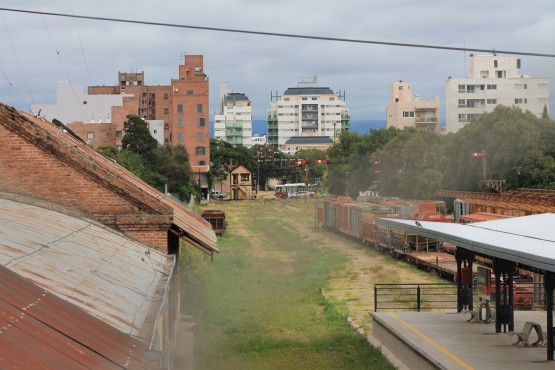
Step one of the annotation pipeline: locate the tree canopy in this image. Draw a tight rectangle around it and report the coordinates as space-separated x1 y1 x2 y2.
326 106 555 198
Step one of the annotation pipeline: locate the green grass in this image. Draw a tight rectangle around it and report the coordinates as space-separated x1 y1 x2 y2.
180 200 396 370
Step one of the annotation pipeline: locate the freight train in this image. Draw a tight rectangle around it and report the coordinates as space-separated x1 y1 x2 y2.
317 196 537 308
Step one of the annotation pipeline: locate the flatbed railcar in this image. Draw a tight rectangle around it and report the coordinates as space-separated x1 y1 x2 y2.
318 196 458 279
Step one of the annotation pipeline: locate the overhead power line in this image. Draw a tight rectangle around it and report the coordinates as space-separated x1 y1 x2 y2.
1 7 555 58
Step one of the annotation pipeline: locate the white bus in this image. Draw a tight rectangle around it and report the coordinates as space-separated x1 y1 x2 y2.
274 183 306 199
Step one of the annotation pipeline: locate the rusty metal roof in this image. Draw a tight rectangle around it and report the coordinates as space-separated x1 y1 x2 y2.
0 197 174 339
162 195 218 254
2 104 216 253
0 265 147 369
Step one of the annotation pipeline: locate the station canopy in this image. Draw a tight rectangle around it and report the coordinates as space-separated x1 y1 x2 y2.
376 213 555 273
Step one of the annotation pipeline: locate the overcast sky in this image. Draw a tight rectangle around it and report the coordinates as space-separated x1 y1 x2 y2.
0 1 553 124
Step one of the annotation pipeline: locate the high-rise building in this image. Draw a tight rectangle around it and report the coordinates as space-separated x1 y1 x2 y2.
169 55 210 168
386 81 440 132
266 76 350 149
214 82 253 147
32 55 211 192
446 54 550 133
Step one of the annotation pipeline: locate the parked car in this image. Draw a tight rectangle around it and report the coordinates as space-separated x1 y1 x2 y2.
211 190 226 200
275 192 288 199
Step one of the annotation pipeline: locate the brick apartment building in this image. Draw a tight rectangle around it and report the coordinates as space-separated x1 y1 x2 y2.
33 55 211 192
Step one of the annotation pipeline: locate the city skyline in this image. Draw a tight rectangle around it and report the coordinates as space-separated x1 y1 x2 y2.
0 1 553 123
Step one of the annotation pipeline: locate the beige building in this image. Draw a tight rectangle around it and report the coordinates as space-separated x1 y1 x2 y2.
446 54 550 133
386 81 440 132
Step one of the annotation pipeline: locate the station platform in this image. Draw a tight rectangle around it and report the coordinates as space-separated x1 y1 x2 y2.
369 311 553 369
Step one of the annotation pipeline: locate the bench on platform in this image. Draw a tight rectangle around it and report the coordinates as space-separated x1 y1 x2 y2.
463 300 493 323
508 321 545 347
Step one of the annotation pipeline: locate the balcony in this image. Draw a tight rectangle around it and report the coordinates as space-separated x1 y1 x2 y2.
341 115 350 121
415 117 437 124
267 116 278 122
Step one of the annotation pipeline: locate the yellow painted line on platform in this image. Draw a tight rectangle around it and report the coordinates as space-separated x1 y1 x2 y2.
388 312 474 370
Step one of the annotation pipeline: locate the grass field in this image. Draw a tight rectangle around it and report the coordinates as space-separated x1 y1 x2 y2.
180 197 397 369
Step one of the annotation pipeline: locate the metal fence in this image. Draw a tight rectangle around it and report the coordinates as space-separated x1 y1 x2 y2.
374 283 458 312
374 282 546 312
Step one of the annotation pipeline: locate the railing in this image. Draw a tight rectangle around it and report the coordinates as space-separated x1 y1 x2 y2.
374 283 458 312
374 282 546 312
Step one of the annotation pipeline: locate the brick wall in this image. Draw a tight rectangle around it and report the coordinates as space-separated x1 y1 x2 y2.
0 105 173 252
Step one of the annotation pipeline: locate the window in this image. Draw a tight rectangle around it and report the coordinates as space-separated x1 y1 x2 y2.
515 98 527 104
198 118 205 127
402 111 415 118
399 86 404 90
284 98 289 101
163 93 169 99
197 104 203 113
302 97 307 100
496 70 506 78
458 85 465 93
312 97 317 100
494 59 498 68
197 132 203 140
87 132 94 140
487 99 497 104
164 108 169 114
187 90 193 94
116 130 122 138
196 146 205 155
487 84 497 90
198 160 206 165
177 104 183 113
241 173 250 181
177 132 183 142
458 99 466 107
177 119 183 127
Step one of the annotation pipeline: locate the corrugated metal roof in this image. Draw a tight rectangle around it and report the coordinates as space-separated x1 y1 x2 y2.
164 196 218 254
376 213 555 273
4 105 216 253
0 197 174 338
0 265 147 369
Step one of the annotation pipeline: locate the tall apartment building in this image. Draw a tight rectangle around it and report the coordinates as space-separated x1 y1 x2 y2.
266 76 350 148
446 54 550 133
214 82 253 147
32 55 211 190
386 81 440 132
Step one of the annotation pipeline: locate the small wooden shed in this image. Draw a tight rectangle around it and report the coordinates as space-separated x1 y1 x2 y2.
229 165 253 200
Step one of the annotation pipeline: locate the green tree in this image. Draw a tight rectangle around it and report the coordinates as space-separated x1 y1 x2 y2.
542 104 549 119
121 114 159 167
156 144 193 199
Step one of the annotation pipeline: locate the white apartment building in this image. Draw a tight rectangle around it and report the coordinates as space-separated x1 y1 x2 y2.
214 82 253 147
446 54 550 133
386 81 440 132
267 76 350 148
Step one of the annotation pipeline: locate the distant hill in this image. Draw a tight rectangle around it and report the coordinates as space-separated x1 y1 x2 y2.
210 119 386 137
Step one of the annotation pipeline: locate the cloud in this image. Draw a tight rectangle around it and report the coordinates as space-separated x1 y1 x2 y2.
0 0 553 122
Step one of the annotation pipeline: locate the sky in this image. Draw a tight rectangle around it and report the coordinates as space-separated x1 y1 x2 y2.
0 1 554 124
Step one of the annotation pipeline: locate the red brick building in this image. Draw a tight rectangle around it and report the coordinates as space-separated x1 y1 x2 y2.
66 55 211 192
0 102 217 256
